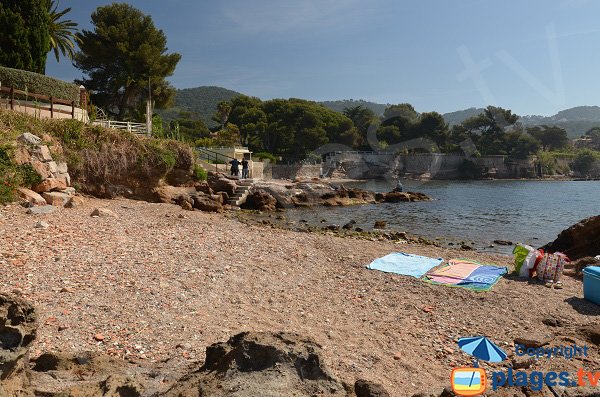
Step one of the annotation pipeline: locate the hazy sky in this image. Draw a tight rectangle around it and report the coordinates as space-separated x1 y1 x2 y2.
46 0 600 116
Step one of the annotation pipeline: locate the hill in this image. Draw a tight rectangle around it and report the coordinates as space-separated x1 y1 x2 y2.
442 106 600 138
158 86 243 127
520 106 600 137
319 99 388 116
442 107 485 126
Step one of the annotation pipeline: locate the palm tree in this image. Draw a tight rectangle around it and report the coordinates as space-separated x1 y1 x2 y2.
48 0 79 62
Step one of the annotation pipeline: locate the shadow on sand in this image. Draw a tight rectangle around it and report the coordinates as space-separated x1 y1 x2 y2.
565 297 600 316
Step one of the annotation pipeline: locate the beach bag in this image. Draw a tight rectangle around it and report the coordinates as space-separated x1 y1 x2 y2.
536 252 568 282
521 249 544 278
513 244 535 276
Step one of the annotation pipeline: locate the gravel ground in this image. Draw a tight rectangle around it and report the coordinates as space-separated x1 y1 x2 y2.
0 197 598 396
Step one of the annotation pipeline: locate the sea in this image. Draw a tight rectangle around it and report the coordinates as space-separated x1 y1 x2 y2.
283 180 600 255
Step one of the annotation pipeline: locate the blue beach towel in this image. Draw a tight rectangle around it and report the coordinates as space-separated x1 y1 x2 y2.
367 252 444 278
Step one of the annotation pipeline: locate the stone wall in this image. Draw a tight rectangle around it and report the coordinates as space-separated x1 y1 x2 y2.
328 152 538 179
264 164 321 180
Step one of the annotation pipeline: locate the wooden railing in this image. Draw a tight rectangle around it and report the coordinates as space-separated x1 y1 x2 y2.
91 120 149 136
0 85 83 120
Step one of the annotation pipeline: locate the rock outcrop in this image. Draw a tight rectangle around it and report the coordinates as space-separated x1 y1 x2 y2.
14 133 75 208
0 293 37 396
164 331 373 397
542 215 600 260
0 293 391 396
243 180 430 211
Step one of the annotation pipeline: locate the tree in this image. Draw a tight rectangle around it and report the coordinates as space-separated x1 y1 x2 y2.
461 106 520 155
585 127 600 150
74 3 181 120
48 0 79 62
0 0 50 74
214 100 232 130
526 125 569 151
572 149 599 177
343 105 378 148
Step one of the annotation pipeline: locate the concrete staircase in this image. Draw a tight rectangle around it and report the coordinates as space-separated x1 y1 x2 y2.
228 179 256 206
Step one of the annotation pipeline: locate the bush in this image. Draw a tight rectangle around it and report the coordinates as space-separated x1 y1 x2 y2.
0 66 81 104
254 151 277 163
0 144 42 204
192 164 208 181
572 149 600 177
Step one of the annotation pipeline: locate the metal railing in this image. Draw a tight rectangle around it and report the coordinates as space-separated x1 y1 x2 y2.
92 120 149 136
196 147 238 171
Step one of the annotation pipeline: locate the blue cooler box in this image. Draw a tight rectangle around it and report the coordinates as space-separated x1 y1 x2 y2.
583 266 600 305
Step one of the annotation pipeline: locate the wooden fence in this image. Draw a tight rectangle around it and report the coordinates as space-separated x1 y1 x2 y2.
0 85 85 120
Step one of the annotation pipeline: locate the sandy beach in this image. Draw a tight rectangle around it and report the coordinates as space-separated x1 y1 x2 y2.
0 197 598 395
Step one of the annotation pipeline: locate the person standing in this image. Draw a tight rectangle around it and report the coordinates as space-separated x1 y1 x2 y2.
241 158 249 179
230 158 240 177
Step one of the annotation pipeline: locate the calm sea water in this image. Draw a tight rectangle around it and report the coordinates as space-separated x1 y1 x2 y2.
284 180 600 254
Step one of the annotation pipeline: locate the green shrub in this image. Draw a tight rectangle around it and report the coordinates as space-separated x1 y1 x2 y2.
0 145 42 203
192 164 208 181
0 66 81 104
18 163 43 186
254 151 277 163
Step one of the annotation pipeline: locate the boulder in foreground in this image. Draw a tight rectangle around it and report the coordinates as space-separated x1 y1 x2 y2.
542 215 600 260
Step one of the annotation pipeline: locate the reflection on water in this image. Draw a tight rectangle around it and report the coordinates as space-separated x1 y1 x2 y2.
284 180 600 254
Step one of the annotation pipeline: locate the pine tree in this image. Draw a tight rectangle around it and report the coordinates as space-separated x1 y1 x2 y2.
0 0 50 74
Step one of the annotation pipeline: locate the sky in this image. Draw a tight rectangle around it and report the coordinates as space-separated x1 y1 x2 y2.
46 0 600 116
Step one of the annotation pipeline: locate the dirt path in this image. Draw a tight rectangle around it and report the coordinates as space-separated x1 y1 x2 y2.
0 198 597 395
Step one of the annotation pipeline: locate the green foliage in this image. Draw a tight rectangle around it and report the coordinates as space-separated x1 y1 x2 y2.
194 137 216 147
46 119 88 149
0 144 42 204
586 127 600 150
0 66 80 103
48 0 79 63
74 3 181 120
0 0 50 74
227 96 356 161
214 123 242 147
253 152 277 163
527 125 569 151
377 105 449 150
572 149 600 177
152 114 164 136
321 99 388 116
192 164 207 181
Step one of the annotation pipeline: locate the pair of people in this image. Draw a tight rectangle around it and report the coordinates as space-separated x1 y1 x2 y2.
230 158 249 178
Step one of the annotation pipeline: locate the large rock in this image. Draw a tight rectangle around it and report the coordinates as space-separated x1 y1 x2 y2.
42 192 71 207
542 215 600 260
34 145 52 162
26 205 58 215
207 172 237 196
379 191 431 203
153 186 198 204
32 178 67 193
17 188 46 207
243 189 278 211
0 293 37 396
31 160 52 180
17 133 41 146
355 379 391 397
90 208 117 217
164 331 352 397
191 193 223 213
